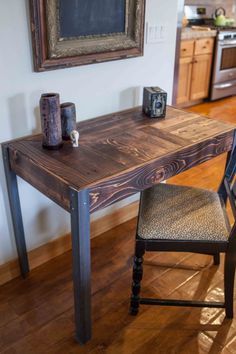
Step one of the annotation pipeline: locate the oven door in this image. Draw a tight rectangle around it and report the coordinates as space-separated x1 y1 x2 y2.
212 40 236 84
211 39 236 100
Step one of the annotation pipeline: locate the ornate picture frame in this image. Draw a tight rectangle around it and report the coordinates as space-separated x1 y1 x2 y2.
29 0 146 72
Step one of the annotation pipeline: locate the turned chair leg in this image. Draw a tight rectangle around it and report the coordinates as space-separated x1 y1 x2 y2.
130 241 145 316
224 252 235 318
213 253 220 266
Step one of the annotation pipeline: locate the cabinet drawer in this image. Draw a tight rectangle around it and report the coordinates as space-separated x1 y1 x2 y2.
180 40 194 57
194 38 214 55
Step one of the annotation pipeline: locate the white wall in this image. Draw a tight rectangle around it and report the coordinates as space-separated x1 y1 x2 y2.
0 0 179 265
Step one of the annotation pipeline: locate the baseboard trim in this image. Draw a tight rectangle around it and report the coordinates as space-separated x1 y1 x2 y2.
0 201 139 286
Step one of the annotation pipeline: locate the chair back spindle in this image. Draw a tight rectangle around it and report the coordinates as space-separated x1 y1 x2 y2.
218 136 236 221
224 148 236 221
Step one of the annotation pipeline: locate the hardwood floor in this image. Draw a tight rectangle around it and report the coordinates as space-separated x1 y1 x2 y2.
0 97 236 353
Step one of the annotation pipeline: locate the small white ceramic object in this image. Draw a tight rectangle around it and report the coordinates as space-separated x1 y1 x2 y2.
70 130 79 147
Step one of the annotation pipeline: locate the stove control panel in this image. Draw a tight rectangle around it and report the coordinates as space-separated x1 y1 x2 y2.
218 31 236 41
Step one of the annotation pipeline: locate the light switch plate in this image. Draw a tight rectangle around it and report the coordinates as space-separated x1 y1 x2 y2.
146 23 166 43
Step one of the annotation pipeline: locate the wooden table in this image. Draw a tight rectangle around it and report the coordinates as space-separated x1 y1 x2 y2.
2 106 235 344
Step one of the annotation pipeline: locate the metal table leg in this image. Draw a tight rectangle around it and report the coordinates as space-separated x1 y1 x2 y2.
70 188 91 344
2 145 29 277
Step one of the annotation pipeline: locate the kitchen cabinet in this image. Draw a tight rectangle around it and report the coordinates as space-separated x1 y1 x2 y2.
177 56 193 104
176 37 214 105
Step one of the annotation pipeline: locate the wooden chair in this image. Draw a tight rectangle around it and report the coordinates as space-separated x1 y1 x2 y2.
130 146 236 318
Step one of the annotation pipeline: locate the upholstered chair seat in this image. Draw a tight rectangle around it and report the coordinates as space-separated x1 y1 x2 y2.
138 184 229 242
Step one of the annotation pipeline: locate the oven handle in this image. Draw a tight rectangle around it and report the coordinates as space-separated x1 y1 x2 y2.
215 82 234 89
219 41 236 46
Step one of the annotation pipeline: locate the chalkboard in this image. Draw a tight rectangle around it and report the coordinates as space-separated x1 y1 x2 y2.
30 0 145 71
59 0 126 38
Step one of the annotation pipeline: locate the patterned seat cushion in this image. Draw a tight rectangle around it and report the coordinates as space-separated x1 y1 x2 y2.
137 184 229 241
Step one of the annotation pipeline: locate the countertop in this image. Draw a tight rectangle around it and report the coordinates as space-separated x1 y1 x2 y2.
181 27 217 40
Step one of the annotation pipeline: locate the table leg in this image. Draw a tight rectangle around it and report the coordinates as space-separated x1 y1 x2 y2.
70 188 91 344
2 145 29 277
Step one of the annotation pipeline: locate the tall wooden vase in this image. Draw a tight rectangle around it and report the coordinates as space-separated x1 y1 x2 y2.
40 93 63 149
60 102 76 140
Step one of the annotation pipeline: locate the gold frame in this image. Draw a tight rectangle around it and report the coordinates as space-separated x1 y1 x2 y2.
30 0 145 71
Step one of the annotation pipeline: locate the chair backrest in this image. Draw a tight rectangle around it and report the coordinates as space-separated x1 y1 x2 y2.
218 134 236 222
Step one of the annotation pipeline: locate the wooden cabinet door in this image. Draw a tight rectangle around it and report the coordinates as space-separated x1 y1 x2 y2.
194 38 214 55
190 53 212 101
176 57 193 105
180 40 194 58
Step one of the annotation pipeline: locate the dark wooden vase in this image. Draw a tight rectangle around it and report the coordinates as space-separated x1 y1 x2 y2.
60 102 77 140
40 93 63 149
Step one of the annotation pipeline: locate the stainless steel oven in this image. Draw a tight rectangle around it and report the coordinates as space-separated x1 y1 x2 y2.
211 31 236 100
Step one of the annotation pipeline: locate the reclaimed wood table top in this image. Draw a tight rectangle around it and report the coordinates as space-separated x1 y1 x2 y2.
5 106 236 213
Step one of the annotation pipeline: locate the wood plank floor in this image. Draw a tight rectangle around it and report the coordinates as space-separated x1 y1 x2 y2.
0 97 236 354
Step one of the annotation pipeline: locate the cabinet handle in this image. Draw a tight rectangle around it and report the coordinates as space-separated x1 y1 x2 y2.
202 46 207 49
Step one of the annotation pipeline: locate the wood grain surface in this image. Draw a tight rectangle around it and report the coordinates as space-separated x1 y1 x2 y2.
3 106 235 213
1 98 236 353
